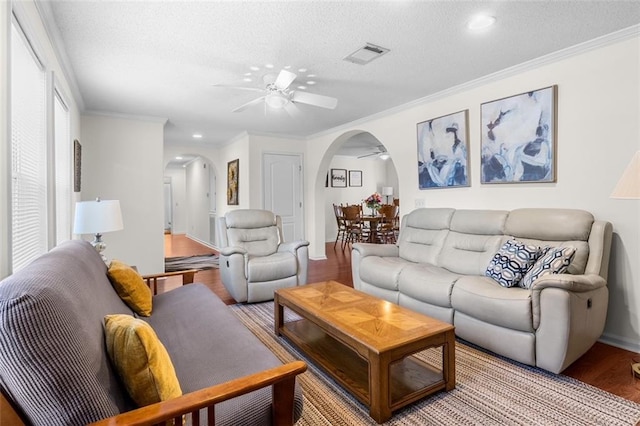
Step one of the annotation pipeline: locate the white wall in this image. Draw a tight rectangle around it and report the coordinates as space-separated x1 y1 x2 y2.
324 156 391 242
305 35 640 352
81 114 165 274
164 167 186 234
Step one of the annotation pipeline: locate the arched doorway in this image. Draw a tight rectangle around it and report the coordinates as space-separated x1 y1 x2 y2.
314 130 399 258
164 154 217 248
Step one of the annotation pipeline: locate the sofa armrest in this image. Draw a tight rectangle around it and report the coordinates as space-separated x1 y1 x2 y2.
531 273 607 329
278 240 310 255
89 360 307 426
352 242 399 258
141 270 199 295
220 246 248 257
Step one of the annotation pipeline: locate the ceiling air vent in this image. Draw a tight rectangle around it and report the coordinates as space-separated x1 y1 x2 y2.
343 43 390 65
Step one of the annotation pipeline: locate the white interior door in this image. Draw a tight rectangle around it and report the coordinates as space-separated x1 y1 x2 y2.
263 153 303 242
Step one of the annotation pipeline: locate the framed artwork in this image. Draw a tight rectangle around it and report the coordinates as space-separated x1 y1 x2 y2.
73 139 81 192
330 168 347 187
417 109 469 189
480 85 557 184
348 170 362 187
227 159 239 205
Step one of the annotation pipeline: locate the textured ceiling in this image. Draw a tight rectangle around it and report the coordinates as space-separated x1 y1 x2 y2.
44 1 640 155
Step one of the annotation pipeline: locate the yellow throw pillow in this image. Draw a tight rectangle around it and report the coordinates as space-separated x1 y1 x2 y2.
107 260 153 316
104 314 182 407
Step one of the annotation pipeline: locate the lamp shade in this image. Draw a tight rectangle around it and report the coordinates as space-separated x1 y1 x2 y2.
74 199 124 234
382 186 394 196
611 151 640 199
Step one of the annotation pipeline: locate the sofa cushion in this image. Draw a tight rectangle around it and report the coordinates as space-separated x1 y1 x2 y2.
144 284 304 425
451 275 533 332
108 260 153 316
359 256 410 291
520 246 576 289
247 252 297 282
398 208 453 264
0 241 134 426
397 263 460 308
438 232 506 275
104 314 182 407
485 239 541 288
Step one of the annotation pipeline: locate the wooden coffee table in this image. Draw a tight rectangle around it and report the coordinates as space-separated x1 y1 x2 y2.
274 280 455 423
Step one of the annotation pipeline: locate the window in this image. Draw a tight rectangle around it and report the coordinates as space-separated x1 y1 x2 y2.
54 90 71 244
10 18 47 272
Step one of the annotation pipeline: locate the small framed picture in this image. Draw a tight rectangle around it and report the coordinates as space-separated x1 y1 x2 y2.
331 169 347 187
349 170 362 187
227 159 239 205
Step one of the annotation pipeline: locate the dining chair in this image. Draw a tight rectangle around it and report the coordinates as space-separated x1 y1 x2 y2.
333 204 347 249
341 205 365 249
377 204 399 244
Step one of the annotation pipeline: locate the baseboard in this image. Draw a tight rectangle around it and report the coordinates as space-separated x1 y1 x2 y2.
310 255 328 261
599 333 640 354
185 234 219 251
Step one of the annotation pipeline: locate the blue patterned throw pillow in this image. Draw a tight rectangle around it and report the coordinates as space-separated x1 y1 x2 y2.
485 239 541 288
519 246 576 289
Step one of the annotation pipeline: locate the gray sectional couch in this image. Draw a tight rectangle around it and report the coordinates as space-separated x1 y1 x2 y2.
351 208 613 373
0 240 304 425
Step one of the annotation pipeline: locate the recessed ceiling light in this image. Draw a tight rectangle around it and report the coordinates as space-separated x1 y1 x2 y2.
284 65 292 69
265 63 274 69
379 153 390 160
244 72 252 76
298 68 307 73
297 85 307 90
467 14 496 31
175 156 183 160
250 66 260 71
306 80 316 85
307 74 316 78
243 77 252 82
192 134 203 139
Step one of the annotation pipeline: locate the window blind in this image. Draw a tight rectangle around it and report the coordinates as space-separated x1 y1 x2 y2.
54 91 71 245
10 20 47 272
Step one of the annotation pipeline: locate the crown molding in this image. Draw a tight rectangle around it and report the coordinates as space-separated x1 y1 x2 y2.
308 24 640 141
83 109 168 125
34 0 85 111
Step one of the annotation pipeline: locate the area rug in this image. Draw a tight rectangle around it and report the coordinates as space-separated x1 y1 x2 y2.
229 302 640 426
164 254 219 272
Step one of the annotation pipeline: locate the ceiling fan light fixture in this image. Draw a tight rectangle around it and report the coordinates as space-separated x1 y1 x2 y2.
265 92 289 109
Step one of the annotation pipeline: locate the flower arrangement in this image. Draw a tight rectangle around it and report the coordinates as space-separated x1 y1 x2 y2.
364 192 383 210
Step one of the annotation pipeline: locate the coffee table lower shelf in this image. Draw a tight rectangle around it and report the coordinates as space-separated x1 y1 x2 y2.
279 318 447 418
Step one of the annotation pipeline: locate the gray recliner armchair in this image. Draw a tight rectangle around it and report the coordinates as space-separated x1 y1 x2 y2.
217 209 310 303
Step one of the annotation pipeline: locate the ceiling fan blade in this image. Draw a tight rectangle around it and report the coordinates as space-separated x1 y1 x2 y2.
274 69 297 90
232 96 265 113
284 102 302 118
357 152 379 159
211 84 264 93
292 91 338 109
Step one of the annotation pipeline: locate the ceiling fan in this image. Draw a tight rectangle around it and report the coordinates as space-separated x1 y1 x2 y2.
212 69 338 117
358 145 390 160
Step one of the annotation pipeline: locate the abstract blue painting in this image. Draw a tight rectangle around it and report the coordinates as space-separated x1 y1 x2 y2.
417 110 469 189
481 86 556 183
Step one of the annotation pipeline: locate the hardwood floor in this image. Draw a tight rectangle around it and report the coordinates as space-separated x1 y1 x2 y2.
163 233 640 404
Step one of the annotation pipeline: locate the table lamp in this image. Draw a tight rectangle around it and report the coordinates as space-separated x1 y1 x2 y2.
74 198 123 263
382 187 394 204
610 151 640 379
611 151 640 199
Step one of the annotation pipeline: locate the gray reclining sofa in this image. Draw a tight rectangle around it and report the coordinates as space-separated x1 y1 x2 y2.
352 208 612 373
